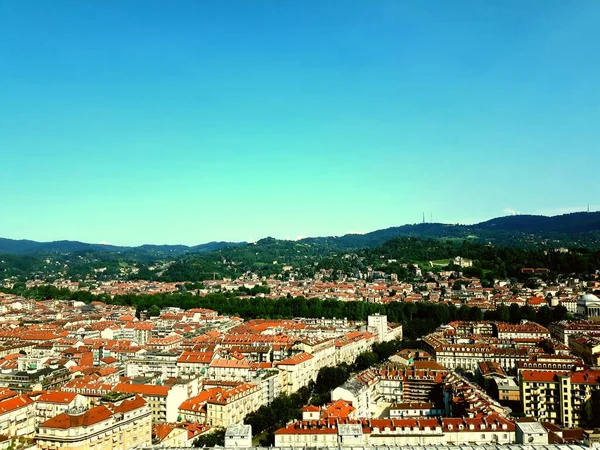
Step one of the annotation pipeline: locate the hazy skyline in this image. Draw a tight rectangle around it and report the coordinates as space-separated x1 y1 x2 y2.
2 1 599 246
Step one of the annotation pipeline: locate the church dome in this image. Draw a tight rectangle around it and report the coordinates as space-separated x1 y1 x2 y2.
578 293 600 306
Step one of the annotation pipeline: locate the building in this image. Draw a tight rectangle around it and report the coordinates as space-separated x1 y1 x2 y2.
423 334 533 373
225 424 252 448
125 351 179 380
389 402 442 418
0 394 36 441
576 293 600 320
549 320 600 345
34 391 89 425
276 352 314 394
113 383 188 423
209 358 253 381
568 334 600 366
0 365 71 393
152 423 191 447
207 383 262 427
495 322 550 341
178 384 262 427
520 369 600 427
367 315 387 343
494 378 521 403
332 370 379 418
274 414 515 447
36 395 152 450
517 354 584 374
515 421 548 445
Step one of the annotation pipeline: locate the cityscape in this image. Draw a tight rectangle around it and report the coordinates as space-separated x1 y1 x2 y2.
2 1 600 450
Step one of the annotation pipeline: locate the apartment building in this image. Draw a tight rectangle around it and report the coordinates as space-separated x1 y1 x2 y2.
36 395 152 450
146 334 183 351
276 352 314 394
495 322 550 341
176 351 214 379
294 338 336 372
152 423 191 447
423 334 535 373
209 358 253 381
33 391 89 425
0 394 36 440
443 321 494 338
389 402 443 418
516 354 584 375
548 320 600 345
335 332 377 365
124 351 179 380
274 415 515 447
206 383 262 427
112 383 187 422
0 365 71 393
178 383 262 427
332 369 380 418
520 369 600 427
568 334 600 365
401 361 448 404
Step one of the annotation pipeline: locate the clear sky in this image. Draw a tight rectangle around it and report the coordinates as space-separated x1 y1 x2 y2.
1 1 599 246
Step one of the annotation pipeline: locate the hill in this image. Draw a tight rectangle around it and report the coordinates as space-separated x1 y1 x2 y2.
0 238 243 256
1 211 599 257
302 212 600 249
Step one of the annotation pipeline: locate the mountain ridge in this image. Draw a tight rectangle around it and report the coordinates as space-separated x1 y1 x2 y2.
1 211 599 255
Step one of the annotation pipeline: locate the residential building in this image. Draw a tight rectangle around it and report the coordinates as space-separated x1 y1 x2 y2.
0 394 36 441
112 383 187 423
125 351 179 380
276 352 314 394
33 391 89 425
274 415 515 447
36 395 152 450
520 369 600 427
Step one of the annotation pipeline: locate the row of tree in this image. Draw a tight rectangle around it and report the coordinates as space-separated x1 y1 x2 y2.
6 284 572 340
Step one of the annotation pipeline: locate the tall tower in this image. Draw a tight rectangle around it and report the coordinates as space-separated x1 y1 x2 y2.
368 314 388 342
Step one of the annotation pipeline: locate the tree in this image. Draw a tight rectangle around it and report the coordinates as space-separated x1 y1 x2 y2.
148 304 161 317
193 428 225 447
354 352 378 371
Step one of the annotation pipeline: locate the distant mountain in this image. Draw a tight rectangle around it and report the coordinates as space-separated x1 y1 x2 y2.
300 212 600 250
1 211 599 256
0 238 243 256
476 213 600 233
0 238 124 255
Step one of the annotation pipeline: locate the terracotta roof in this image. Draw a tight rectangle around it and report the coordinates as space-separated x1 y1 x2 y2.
40 405 112 429
37 391 78 404
113 383 170 397
277 352 313 366
177 351 214 364
111 395 146 414
0 395 33 414
153 423 175 442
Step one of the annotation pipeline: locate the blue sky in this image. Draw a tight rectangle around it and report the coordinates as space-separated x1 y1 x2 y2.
1 1 599 245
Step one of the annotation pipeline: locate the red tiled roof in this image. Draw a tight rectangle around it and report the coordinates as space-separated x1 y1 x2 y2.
0 395 33 414
113 383 170 397
111 395 146 414
37 391 78 404
40 405 112 429
153 423 175 442
277 352 313 366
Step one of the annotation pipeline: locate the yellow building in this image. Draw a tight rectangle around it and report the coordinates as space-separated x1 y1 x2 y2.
36 395 152 450
178 384 262 427
0 393 36 440
520 369 600 427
